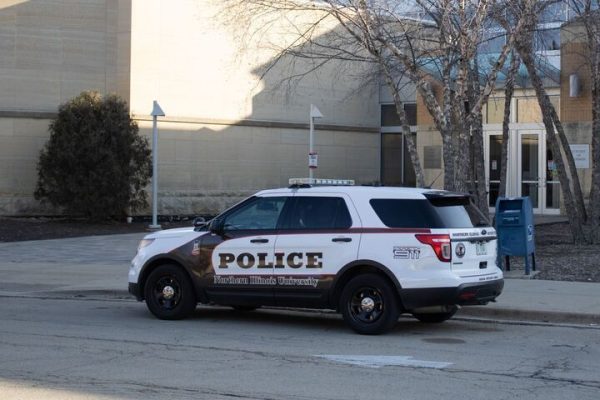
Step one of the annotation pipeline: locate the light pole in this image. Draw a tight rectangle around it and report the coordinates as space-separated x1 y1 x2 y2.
149 100 165 230
309 104 323 183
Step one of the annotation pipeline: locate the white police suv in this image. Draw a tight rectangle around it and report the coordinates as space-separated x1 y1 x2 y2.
129 180 503 334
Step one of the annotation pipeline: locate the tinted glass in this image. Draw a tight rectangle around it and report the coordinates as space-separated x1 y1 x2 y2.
370 198 488 229
286 197 352 230
223 197 287 230
381 104 417 126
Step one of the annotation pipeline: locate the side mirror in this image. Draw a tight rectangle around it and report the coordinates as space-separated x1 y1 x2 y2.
208 218 224 235
193 216 206 228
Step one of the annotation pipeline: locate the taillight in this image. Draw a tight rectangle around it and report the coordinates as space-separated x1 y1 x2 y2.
415 234 452 262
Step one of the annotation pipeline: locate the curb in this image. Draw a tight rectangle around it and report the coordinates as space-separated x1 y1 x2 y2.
458 306 600 326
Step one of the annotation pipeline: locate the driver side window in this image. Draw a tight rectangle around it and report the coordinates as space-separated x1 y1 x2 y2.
223 197 287 230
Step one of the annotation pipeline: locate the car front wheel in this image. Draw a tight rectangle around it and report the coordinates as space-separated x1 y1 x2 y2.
144 264 196 320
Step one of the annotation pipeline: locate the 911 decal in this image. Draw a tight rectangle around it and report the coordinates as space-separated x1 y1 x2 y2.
393 246 420 260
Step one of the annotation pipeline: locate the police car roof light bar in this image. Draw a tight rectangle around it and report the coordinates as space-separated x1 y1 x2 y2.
288 178 355 187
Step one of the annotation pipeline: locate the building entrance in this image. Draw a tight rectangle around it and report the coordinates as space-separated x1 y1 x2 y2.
485 130 560 215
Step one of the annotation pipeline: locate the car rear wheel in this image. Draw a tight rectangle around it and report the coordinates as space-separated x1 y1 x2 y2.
412 306 458 323
144 264 196 320
340 273 400 335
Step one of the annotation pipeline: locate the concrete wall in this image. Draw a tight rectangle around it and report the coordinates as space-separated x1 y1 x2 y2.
0 0 131 215
129 0 380 214
0 0 380 216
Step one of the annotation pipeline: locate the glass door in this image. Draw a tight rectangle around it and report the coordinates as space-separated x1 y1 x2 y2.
518 131 561 214
544 141 561 214
519 133 541 212
486 133 504 208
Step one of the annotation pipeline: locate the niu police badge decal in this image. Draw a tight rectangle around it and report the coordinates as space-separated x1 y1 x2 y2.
455 243 466 258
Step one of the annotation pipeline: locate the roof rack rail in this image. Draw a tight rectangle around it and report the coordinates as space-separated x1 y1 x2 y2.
288 178 355 188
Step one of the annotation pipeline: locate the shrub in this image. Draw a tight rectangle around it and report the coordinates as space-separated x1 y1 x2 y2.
35 92 152 219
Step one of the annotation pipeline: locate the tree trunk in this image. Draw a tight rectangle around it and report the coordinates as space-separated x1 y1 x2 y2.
550 108 588 222
499 54 520 199
516 40 588 243
442 59 458 191
468 57 489 214
590 46 600 243
471 114 488 213
380 62 426 187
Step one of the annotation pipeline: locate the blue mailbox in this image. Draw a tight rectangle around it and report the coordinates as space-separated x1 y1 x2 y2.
495 197 536 275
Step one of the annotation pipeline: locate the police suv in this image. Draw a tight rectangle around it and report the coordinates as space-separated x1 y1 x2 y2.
129 179 503 334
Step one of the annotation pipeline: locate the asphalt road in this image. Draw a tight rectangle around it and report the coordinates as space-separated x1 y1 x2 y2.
1 295 599 400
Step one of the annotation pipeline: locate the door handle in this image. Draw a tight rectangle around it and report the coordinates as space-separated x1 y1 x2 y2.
332 237 352 243
250 238 269 244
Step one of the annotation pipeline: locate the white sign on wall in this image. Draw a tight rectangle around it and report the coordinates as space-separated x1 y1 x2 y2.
569 144 590 169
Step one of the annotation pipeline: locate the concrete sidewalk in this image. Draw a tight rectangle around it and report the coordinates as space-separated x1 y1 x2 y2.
459 279 600 325
0 233 598 326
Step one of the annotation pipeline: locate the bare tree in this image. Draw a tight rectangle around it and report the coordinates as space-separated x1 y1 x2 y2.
499 51 521 199
566 1 600 243
224 0 531 214
497 0 588 243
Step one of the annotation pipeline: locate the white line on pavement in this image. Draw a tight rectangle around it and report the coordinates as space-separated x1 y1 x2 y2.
316 355 453 369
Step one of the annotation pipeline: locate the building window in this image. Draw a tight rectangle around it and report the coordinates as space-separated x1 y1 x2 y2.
381 132 417 187
381 103 417 126
516 96 560 123
534 28 560 51
479 31 506 54
486 98 506 124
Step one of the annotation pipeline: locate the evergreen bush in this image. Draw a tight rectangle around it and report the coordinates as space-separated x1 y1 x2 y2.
35 92 152 219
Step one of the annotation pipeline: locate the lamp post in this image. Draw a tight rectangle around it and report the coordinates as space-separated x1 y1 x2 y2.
309 104 323 183
149 100 165 230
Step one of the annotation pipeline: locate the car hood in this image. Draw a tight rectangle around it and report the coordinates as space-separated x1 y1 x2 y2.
144 227 206 240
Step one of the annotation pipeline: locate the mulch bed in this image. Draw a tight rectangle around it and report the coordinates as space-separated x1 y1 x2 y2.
504 222 600 283
0 217 598 283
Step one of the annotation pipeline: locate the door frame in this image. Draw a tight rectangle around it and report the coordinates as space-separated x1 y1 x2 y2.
516 130 561 215
484 127 561 215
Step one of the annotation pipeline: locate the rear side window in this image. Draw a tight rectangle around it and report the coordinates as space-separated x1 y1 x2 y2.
285 197 352 230
370 198 487 229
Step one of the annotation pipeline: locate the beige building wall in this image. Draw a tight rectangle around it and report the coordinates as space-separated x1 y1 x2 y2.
559 21 594 206
0 0 379 216
0 0 131 215
129 0 380 215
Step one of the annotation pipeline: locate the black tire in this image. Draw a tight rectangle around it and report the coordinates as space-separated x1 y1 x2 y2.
340 273 400 335
144 264 196 320
412 306 458 323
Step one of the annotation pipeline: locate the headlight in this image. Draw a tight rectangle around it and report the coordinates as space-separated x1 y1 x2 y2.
137 239 155 252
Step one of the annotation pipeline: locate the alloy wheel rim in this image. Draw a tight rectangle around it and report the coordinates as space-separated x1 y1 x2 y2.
349 287 384 324
153 276 182 310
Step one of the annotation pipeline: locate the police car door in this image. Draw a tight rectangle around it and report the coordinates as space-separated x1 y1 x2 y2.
204 195 290 306
273 193 361 308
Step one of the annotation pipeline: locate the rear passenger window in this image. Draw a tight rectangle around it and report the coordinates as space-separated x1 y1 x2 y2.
370 199 436 228
286 197 352 230
370 198 482 228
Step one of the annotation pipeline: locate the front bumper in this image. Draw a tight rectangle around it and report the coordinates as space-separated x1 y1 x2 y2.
399 279 504 310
